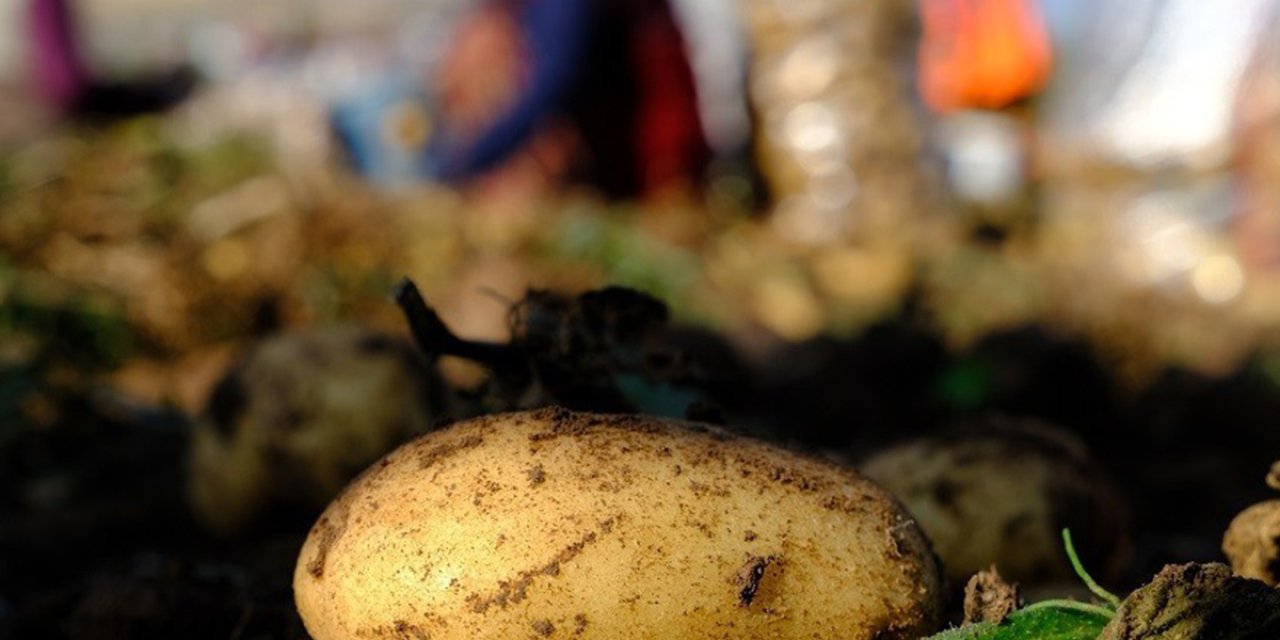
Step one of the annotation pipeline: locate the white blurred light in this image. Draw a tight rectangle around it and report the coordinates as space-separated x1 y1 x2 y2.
782 101 844 156
940 112 1023 205
775 36 841 100
1192 254 1245 305
796 144 849 177
1097 0 1274 168
668 0 751 154
1118 193 1214 285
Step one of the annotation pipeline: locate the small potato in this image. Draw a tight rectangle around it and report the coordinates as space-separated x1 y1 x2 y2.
1222 501 1280 586
188 328 448 534
1221 461 1280 585
861 418 1127 587
294 408 944 639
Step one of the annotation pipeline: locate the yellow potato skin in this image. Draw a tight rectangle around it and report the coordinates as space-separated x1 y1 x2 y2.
861 421 1127 587
294 408 943 639
189 328 444 535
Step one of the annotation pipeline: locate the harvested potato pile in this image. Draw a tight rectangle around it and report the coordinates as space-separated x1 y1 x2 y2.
294 408 944 639
188 327 449 534
861 418 1128 587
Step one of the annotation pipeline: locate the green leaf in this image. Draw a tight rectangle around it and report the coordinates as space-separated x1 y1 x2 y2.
925 604 1111 640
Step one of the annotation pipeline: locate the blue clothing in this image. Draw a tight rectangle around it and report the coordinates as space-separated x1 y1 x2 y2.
434 0 592 180
331 78 435 186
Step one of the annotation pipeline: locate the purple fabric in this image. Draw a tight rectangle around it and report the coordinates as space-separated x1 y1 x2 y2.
29 0 88 110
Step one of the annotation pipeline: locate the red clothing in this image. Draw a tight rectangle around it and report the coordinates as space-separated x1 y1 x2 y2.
439 0 709 198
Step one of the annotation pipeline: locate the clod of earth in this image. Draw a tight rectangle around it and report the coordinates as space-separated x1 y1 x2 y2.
393 278 748 418
1098 563 1280 640
964 567 1022 625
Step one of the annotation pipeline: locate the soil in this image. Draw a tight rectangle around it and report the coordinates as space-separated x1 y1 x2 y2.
4 316 1280 639
0 402 311 639
963 568 1020 625
1098 563 1280 640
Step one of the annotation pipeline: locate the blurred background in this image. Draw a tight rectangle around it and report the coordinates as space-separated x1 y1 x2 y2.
2 0 1280 637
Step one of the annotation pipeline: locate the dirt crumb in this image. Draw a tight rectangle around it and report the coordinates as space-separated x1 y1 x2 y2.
526 407 664 443
417 434 485 470
391 620 430 639
305 503 351 579
532 619 555 636
467 517 617 613
737 556 775 607
963 567 1020 624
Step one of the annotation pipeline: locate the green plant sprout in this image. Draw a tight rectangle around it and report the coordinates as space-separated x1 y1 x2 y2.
1062 529 1121 609
923 528 1119 640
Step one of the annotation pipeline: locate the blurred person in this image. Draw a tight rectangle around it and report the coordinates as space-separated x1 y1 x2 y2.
918 0 1053 218
427 0 711 201
27 0 194 119
918 0 1053 114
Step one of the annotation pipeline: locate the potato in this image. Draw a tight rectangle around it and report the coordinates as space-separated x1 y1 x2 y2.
861 418 1128 587
1221 461 1280 585
293 408 944 639
1222 501 1280 585
188 327 448 534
